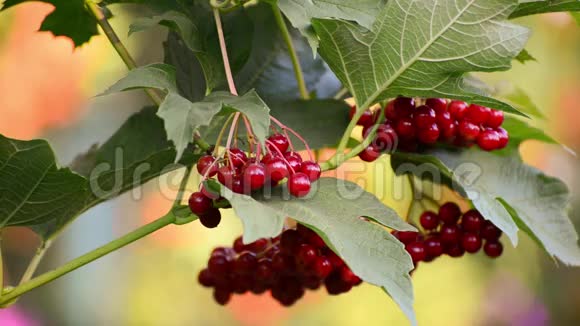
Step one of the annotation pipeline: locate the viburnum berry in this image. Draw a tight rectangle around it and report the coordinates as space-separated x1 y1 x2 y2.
484 241 503 258
267 133 290 153
300 161 321 181
243 163 266 191
288 173 312 197
417 123 440 144
420 211 439 230
393 97 415 118
199 208 221 228
461 209 484 232
458 120 480 141
197 155 218 177
188 192 212 216
448 100 468 119
438 202 461 225
350 106 374 126
461 233 482 253
413 105 437 128
266 157 290 182
425 98 448 114
477 129 502 151
487 110 504 128
465 104 491 125
405 242 427 263
358 145 382 162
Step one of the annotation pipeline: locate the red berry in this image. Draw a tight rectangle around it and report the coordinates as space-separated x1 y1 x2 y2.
385 100 397 120
340 266 361 285
213 287 232 305
267 134 290 153
208 255 231 275
198 268 214 287
280 229 301 253
394 97 416 118
358 145 382 162
424 237 444 258
414 105 437 128
487 110 504 128
458 120 480 141
297 244 318 266
405 241 427 263
197 155 218 177
484 241 503 258
266 157 289 182
261 152 276 164
439 202 462 225
448 101 468 119
496 127 509 149
461 233 482 253
188 192 212 215
420 211 440 230
288 172 312 197
284 152 303 173
477 129 501 151
439 120 457 140
256 258 274 280
350 106 374 126
217 166 235 186
313 257 333 278
243 163 266 190
392 231 420 244
436 111 453 126
235 252 258 273
247 238 269 252
481 221 502 241
300 161 321 181
228 148 247 167
371 126 397 152
465 104 491 125
417 123 440 144
233 236 246 252
230 176 245 194
199 208 222 228
445 244 465 257
396 117 416 139
440 224 462 244
426 98 448 114
461 209 484 232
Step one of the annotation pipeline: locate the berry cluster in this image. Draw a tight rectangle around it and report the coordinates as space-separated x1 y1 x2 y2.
188 133 321 228
350 97 509 162
198 224 362 306
392 202 504 268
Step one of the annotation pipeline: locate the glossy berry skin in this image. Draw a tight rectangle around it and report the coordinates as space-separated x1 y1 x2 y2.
197 155 218 177
484 241 503 258
350 106 374 126
419 211 439 230
414 105 437 128
405 242 427 263
235 252 258 273
284 153 303 173
393 97 416 118
198 268 214 287
243 163 266 191
426 98 448 114
424 237 444 258
439 120 457 140
199 208 222 228
300 161 321 181
461 209 484 232
266 157 289 182
392 231 420 244
481 221 502 240
440 224 462 244
372 128 397 152
313 257 333 278
288 173 312 197
465 104 491 125
298 244 318 266
396 117 416 139
208 255 231 275
217 166 235 186
359 145 381 162
417 123 440 144
477 129 501 151
439 202 462 225
188 192 212 216
461 233 482 253
445 244 465 258
448 100 468 119
385 100 397 120
267 134 290 153
228 148 247 168
496 127 509 149
487 110 504 128
458 120 480 141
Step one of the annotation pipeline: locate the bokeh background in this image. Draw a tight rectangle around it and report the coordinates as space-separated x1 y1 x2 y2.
0 3 579 326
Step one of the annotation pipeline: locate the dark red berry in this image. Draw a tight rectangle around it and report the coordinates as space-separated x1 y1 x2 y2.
297 244 318 266
424 237 444 258
230 176 245 194
458 120 480 141
288 173 312 197
197 155 218 177
198 268 214 287
405 241 427 263
420 211 440 230
385 100 397 120
396 117 416 139
208 255 231 275
439 120 457 140
267 134 290 153
484 241 503 258
350 106 374 126
448 100 468 119
228 148 247 168
213 287 232 305
300 161 321 181
199 208 222 228
280 229 301 253
188 192 212 215
445 244 465 257
426 98 448 114
373 128 397 152
256 258 274 280
284 153 302 173
359 145 382 162
392 231 420 244
440 224 461 244
414 105 437 128
243 163 266 190
496 127 509 149
481 221 502 241
465 104 491 125
461 209 484 232
394 97 416 118
235 252 258 273
461 233 482 253
247 238 269 252
233 236 246 253
340 266 361 285
417 123 440 144
477 129 501 151
487 110 504 128
439 202 462 225
313 257 333 278
266 157 289 182
217 166 235 186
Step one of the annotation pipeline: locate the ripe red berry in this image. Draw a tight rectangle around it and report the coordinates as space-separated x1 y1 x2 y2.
266 157 289 182
414 105 437 128
280 229 301 253
440 224 461 244
417 123 440 144
217 166 235 186
208 255 231 275
420 211 440 230
487 110 504 128
256 258 274 279
496 127 509 149
448 100 468 119
358 145 382 162
267 134 290 153
235 252 258 273
392 231 420 244
313 257 333 278
458 120 480 141
350 106 374 126
465 104 491 125
297 244 318 266
393 97 416 118
461 209 484 232
228 148 247 167
396 117 416 139
424 237 444 258
439 120 457 140
284 152 303 172
461 233 482 253
439 202 462 225
213 287 232 305
445 244 465 257
484 241 503 258
477 129 501 151
197 155 218 177
340 266 361 285
426 98 448 114
288 172 312 197
371 127 397 152
188 192 212 215
199 208 222 228
300 161 321 181
385 100 397 120
243 163 266 190
405 241 427 263
481 220 502 241
198 268 214 287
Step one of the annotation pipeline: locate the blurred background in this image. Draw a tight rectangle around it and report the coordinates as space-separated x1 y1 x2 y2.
0 3 579 326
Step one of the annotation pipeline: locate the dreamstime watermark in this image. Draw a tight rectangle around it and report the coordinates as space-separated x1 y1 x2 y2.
86 146 486 204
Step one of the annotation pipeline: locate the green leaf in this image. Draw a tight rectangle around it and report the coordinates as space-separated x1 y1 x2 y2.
129 11 203 52
499 86 546 119
510 0 580 19
275 0 387 51
0 135 89 228
101 63 178 94
515 49 537 64
499 115 558 153
1 0 98 47
211 177 417 325
0 107 200 240
392 150 580 265
312 0 530 115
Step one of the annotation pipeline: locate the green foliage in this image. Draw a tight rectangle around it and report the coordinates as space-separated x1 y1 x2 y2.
209 178 417 324
510 0 580 19
515 49 537 64
313 0 529 115
1 0 98 47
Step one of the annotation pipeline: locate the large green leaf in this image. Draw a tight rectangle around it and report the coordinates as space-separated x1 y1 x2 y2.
391 149 580 266
499 86 546 119
210 178 417 325
0 108 200 239
1 0 98 47
510 0 580 19
499 115 558 153
274 0 387 51
312 0 530 115
129 11 203 52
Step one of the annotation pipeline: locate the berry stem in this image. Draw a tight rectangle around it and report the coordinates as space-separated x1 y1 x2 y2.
173 166 193 207
269 116 314 160
17 240 53 288
213 114 235 156
0 212 189 306
271 4 310 100
213 8 238 96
